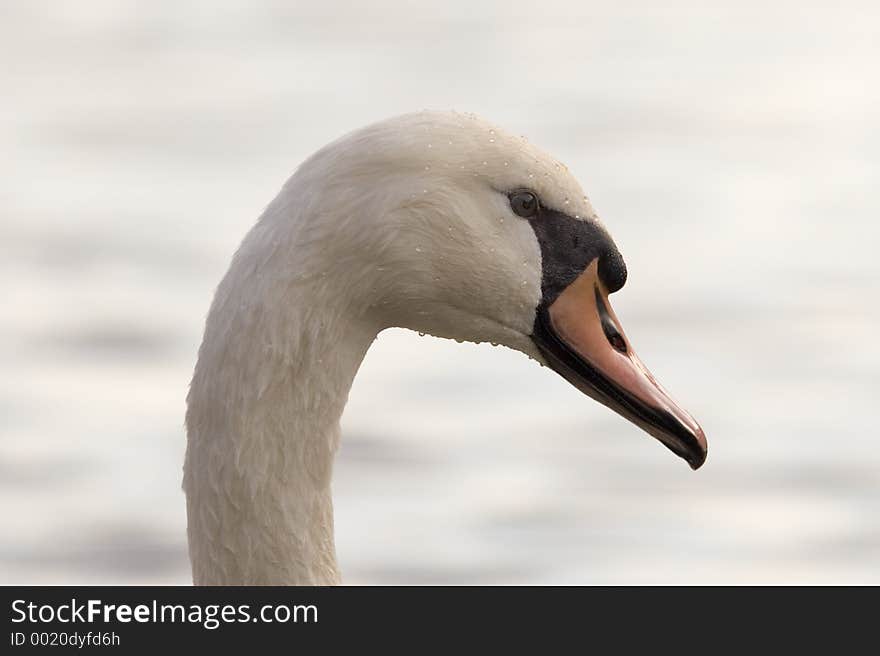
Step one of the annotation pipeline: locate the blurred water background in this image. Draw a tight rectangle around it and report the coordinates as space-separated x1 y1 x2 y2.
1 0 878 584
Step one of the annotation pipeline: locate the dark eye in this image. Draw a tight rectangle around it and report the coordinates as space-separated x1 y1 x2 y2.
509 190 539 218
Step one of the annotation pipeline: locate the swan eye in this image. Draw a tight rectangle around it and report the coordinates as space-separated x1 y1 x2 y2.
509 190 539 218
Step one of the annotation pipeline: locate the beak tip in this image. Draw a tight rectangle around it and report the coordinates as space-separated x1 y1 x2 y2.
687 427 708 470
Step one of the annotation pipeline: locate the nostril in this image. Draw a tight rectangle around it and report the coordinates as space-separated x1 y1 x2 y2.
594 284 628 353
608 331 627 353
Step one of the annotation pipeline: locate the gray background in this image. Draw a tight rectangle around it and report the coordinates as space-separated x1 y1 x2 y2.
1 0 878 583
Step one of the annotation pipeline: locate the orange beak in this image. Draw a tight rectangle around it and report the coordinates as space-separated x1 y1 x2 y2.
532 260 708 469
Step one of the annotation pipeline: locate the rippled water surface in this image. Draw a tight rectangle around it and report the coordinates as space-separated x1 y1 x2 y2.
1 0 878 583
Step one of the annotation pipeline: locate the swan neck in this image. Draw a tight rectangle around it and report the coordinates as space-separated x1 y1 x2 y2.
185 270 376 585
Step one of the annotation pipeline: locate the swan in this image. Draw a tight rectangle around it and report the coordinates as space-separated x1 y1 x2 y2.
184 111 708 585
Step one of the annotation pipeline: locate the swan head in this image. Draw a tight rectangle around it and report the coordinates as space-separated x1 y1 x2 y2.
281 111 707 469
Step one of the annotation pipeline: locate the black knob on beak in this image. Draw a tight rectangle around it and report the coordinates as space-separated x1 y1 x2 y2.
598 248 627 293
